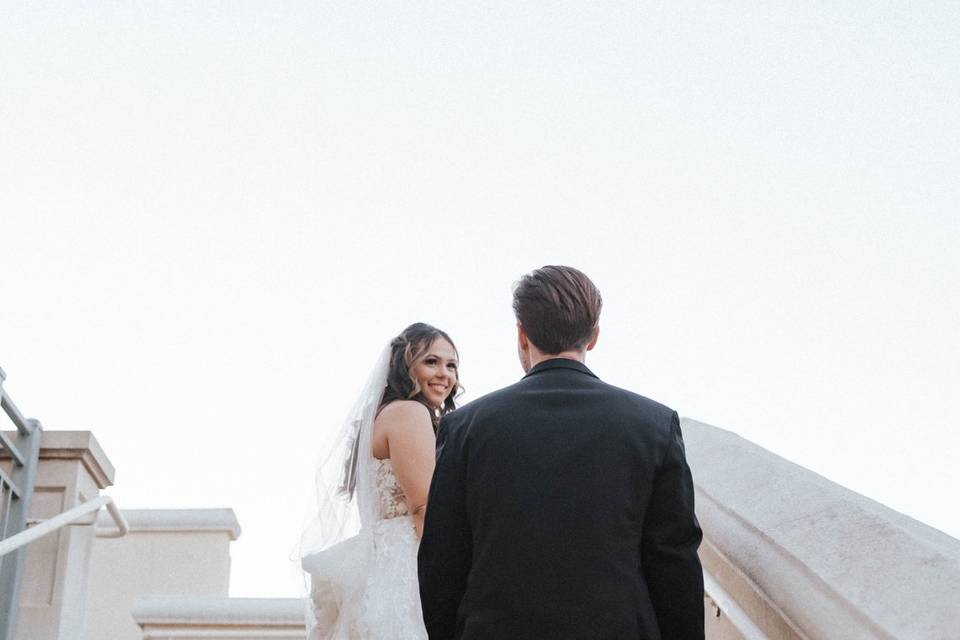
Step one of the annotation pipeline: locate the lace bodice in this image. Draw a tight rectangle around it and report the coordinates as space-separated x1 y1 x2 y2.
375 459 410 519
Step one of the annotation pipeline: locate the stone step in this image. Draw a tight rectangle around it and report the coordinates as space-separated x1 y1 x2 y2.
132 596 306 640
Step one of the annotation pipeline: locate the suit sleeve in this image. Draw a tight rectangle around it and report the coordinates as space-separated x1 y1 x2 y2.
641 411 705 639
418 413 472 639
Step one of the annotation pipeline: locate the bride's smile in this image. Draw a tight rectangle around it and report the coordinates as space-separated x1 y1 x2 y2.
411 340 459 409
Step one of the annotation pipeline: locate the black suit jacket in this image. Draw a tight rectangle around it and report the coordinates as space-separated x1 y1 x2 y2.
418 358 704 640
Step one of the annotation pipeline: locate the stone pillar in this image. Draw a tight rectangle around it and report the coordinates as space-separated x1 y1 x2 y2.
0 431 115 640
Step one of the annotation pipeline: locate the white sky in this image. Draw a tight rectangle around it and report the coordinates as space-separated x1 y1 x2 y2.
1 2 958 597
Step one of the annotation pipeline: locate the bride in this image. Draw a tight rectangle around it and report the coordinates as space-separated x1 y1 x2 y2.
301 323 462 639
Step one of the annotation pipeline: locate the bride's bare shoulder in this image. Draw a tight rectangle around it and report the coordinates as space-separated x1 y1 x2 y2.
372 400 434 459
375 400 432 431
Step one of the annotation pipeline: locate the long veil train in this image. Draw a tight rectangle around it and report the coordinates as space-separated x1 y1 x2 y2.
300 346 391 639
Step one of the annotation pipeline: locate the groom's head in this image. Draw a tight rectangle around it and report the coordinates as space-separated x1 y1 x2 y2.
512 265 602 372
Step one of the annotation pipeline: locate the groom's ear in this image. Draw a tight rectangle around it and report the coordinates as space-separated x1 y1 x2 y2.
585 326 600 352
517 322 529 349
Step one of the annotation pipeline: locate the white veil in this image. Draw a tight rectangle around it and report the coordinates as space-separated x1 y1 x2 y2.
300 344 391 639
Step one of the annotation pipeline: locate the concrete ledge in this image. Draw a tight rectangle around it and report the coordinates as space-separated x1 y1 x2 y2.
132 597 306 639
96 509 242 541
132 597 306 623
682 418 960 640
1 430 115 488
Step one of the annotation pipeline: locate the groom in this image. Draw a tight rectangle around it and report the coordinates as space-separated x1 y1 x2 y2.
418 265 704 639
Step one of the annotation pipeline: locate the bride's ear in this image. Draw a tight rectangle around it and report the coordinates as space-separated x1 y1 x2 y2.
585 326 600 351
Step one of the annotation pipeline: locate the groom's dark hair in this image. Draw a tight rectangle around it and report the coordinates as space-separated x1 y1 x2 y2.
512 265 602 354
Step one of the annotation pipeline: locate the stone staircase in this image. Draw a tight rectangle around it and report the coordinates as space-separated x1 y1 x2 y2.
7 423 960 640
131 597 305 640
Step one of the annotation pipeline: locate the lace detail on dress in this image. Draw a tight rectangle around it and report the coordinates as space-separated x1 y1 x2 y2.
356 460 425 639
375 459 410 519
354 518 426 640
306 458 426 639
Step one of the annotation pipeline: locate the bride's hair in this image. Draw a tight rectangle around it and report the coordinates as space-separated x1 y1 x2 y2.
379 322 462 430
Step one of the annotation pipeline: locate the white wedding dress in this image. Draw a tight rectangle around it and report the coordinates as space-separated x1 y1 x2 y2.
303 457 428 640
301 345 429 639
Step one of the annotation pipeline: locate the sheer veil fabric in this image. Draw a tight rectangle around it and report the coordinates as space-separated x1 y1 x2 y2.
300 345 390 639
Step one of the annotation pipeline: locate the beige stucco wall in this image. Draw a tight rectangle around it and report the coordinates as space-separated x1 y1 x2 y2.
84 509 240 640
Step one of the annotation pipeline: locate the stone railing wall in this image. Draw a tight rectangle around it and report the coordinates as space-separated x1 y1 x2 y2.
683 418 960 640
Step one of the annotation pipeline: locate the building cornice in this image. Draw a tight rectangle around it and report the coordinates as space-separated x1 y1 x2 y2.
96 509 242 540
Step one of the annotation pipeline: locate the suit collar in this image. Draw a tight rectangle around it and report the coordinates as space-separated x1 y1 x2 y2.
522 357 599 380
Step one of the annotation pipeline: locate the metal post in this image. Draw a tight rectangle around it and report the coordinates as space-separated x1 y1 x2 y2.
0 418 41 640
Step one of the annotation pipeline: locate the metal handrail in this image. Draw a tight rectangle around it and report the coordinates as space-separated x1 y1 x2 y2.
0 467 20 499
703 568 770 640
0 367 42 640
1 369 32 437
0 495 129 558
0 431 25 467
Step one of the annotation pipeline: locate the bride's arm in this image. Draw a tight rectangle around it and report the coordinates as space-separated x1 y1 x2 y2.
374 400 436 538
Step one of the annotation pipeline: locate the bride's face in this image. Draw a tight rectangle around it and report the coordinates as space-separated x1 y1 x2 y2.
411 338 459 408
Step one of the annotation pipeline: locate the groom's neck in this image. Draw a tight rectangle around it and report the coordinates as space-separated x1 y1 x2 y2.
527 348 587 369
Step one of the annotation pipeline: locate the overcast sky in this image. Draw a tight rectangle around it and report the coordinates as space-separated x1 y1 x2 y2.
2 2 958 597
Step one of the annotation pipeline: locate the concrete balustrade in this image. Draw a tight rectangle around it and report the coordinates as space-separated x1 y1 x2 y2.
683 418 960 640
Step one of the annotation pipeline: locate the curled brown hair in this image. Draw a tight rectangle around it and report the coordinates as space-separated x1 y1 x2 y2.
512 265 602 354
378 323 462 430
